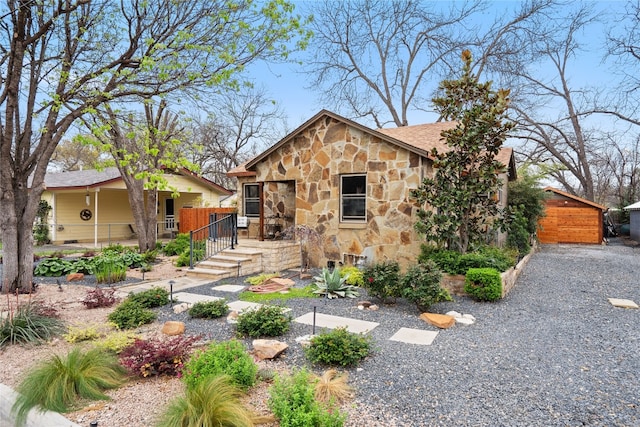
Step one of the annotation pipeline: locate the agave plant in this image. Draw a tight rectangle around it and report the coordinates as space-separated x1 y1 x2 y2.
312 267 359 299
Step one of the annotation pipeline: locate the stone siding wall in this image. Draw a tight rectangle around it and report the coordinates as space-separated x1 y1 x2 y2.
238 115 429 268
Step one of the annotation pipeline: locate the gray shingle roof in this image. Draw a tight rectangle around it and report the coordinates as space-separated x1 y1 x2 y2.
44 167 122 189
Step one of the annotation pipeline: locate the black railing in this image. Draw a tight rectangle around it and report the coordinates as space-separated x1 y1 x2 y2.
189 213 237 269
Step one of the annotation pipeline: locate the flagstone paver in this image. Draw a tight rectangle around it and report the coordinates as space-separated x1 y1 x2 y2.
294 312 379 334
212 284 246 293
608 298 639 309
389 328 439 345
172 292 223 304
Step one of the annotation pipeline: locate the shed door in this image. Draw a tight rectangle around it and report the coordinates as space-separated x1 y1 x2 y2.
538 207 601 244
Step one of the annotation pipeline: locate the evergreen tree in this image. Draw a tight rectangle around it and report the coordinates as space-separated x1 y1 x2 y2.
411 50 515 253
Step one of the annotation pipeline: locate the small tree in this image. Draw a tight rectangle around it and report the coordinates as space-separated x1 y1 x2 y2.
281 225 321 277
411 50 515 253
507 166 548 233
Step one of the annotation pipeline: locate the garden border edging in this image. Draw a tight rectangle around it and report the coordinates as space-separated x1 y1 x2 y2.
0 383 81 427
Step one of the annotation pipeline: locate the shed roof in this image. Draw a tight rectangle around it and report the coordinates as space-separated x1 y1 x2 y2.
624 201 640 210
543 186 606 210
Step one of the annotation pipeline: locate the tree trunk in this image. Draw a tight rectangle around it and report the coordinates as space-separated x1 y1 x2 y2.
121 173 158 253
1 175 39 294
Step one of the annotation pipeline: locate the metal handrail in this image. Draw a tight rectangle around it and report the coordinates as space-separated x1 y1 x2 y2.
189 213 237 269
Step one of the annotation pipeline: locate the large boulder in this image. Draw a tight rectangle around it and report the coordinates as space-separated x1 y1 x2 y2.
253 339 288 360
161 321 185 336
419 312 455 329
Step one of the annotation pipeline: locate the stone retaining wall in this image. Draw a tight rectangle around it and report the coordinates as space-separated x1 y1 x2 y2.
440 247 536 299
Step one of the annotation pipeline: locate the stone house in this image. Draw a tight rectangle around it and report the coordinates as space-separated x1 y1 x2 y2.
227 110 516 269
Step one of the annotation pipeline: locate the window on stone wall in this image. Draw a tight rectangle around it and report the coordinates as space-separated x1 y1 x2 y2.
244 183 260 217
341 175 366 222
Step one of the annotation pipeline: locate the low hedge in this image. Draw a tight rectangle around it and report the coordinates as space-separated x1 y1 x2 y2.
464 268 502 301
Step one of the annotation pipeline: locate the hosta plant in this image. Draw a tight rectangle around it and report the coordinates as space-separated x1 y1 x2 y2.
312 267 359 299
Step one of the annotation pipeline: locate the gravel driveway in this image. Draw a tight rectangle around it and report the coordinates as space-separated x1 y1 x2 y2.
349 241 639 427
158 241 640 427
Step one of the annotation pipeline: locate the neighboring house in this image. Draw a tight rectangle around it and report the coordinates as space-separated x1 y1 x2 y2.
623 201 640 242
41 167 231 245
227 110 517 268
537 187 606 244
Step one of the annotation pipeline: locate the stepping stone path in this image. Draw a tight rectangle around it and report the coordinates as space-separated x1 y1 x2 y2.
125 278 471 346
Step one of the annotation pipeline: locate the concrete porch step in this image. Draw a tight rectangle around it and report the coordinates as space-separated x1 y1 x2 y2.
186 267 234 281
210 254 252 263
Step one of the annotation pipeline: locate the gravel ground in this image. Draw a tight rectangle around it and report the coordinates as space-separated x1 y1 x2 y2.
2 240 639 426
152 240 640 427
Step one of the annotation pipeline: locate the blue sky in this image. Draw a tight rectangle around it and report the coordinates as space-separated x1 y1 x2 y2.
243 1 629 133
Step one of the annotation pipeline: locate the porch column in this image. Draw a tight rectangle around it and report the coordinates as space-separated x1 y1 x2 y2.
93 189 99 247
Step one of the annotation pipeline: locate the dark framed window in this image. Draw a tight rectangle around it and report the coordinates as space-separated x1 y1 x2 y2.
340 175 366 222
244 183 260 217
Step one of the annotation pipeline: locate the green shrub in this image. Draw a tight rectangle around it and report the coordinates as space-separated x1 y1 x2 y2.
464 268 502 301
268 368 346 427
141 249 159 264
304 327 372 367
400 261 450 311
419 245 516 275
339 266 364 287
0 303 65 347
12 347 126 425
101 243 126 255
175 239 206 267
107 300 157 330
361 260 401 302
312 267 359 299
63 324 101 343
505 208 531 256
157 375 255 427
188 299 229 319
182 340 257 391
236 305 292 338
127 287 170 308
94 328 140 354
162 233 191 256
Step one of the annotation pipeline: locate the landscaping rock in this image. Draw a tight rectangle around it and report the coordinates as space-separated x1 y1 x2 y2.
172 303 190 314
445 311 476 325
66 273 84 282
419 312 455 329
268 277 296 287
227 311 239 324
253 339 288 360
161 321 185 336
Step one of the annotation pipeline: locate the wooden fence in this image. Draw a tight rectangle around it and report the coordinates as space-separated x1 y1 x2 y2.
178 207 237 234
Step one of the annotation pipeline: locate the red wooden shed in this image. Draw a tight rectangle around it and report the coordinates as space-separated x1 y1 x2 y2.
537 187 606 244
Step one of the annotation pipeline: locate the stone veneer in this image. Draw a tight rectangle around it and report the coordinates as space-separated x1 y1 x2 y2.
237 115 430 268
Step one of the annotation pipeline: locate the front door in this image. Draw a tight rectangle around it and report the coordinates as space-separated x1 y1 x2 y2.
165 198 175 230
